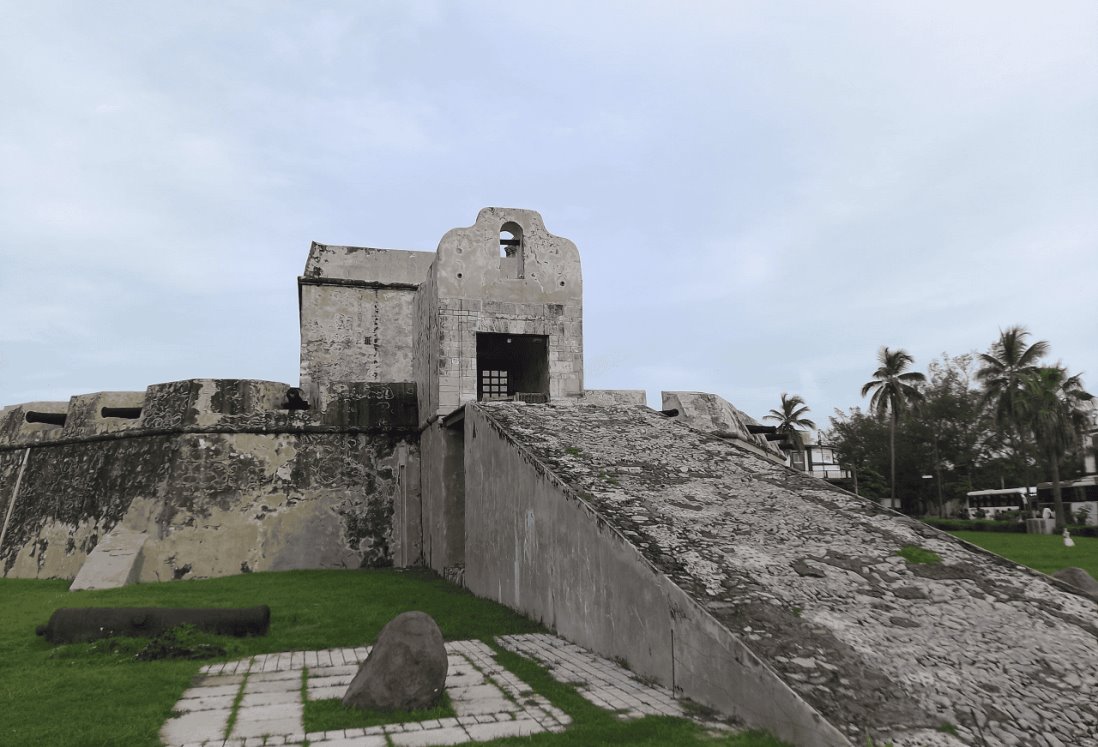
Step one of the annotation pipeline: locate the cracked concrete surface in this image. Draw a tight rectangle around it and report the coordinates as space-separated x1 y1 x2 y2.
481 401 1098 746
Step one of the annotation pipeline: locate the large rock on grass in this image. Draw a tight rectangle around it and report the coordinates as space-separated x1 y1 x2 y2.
342 611 448 711
1052 567 1098 600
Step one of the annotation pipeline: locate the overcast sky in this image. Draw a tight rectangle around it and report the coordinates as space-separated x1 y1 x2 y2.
2 1 1096 429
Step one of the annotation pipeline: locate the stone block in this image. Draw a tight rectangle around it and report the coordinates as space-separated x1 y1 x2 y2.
389 727 467 746
69 526 147 591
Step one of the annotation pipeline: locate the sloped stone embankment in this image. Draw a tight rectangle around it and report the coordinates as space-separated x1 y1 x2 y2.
472 402 1098 746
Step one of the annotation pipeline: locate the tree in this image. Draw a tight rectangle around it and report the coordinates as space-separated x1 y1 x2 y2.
763 393 817 452
1021 365 1094 528
976 326 1050 498
827 407 890 499
860 347 926 504
917 353 1004 515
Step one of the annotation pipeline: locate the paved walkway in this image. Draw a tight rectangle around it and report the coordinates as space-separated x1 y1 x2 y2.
497 633 685 720
161 634 688 746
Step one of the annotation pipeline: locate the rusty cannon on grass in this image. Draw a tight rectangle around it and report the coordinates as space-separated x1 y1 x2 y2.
36 605 271 643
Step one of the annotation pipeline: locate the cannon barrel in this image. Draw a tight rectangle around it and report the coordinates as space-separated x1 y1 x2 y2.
25 411 67 426
36 605 270 644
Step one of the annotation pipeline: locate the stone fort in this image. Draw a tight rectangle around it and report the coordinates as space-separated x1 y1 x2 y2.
2 208 1096 746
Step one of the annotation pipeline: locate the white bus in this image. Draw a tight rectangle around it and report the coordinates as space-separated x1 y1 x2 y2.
964 487 1034 520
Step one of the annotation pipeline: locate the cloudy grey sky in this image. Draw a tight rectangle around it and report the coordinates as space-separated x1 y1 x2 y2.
2 1 1096 428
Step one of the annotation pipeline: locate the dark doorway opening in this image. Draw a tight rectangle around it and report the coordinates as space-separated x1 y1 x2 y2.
476 333 549 402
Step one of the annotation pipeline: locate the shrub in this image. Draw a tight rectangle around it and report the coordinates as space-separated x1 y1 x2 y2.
921 517 1026 533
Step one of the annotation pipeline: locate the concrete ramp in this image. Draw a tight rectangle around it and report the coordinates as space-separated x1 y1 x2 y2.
461 402 1098 746
70 526 147 591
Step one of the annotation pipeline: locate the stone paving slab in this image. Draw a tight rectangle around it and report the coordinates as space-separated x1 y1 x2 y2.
174 695 237 714
388 727 469 746
497 633 685 719
182 684 240 700
160 708 232 745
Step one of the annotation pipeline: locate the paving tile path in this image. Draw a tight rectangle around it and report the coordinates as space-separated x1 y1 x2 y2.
496 633 685 720
166 637 688 746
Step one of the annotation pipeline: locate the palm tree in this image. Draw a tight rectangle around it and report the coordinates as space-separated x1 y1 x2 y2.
861 347 926 504
764 393 817 453
1021 365 1094 528
976 326 1049 499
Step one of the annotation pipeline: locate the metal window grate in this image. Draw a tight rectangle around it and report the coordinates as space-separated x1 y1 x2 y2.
481 370 510 401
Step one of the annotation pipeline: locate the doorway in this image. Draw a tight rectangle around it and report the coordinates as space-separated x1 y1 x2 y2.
476 333 549 402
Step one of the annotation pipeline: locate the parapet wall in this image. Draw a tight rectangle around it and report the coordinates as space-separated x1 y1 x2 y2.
0 379 419 448
0 379 420 581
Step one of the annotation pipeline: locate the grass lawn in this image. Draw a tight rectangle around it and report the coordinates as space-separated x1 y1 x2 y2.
0 568 787 747
949 531 1098 578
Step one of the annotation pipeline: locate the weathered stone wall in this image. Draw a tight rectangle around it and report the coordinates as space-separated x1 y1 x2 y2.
0 379 419 582
298 242 434 392
462 404 846 746
580 389 647 406
413 257 442 425
0 435 173 579
416 421 465 580
299 284 420 387
0 432 410 580
414 208 584 426
469 401 1098 746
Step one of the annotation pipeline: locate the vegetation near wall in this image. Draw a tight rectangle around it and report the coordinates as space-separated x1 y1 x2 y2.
824 327 1094 518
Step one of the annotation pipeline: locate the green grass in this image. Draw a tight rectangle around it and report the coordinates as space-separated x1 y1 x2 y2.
949 531 1098 577
896 544 941 565
0 568 539 746
1 568 789 746
304 691 456 732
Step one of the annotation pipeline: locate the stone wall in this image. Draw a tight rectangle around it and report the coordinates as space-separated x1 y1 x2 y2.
416 421 466 581
0 379 419 581
298 242 434 392
413 257 442 425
